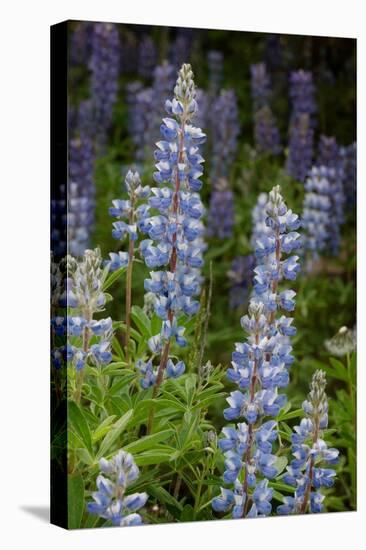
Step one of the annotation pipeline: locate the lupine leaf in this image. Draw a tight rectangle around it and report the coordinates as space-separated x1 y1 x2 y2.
102 266 127 291
68 401 93 456
96 409 133 459
124 429 174 453
131 305 151 337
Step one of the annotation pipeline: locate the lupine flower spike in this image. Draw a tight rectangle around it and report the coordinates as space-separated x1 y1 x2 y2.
61 249 113 403
278 370 339 515
212 186 301 518
108 170 151 364
88 450 148 526
138 63 206 431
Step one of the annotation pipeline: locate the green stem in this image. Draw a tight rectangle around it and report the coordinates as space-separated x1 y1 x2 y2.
125 196 136 366
74 307 92 405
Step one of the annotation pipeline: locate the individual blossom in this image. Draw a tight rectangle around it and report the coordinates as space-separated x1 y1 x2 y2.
89 22 120 151
278 370 339 515
227 255 255 310
138 64 206 428
213 186 301 519
325 326 356 357
250 63 281 155
207 178 235 239
88 449 148 527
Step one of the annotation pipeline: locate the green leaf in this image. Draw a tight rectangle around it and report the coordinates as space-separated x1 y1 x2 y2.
124 429 174 454
131 305 151 337
277 408 303 421
96 409 133 459
68 473 85 529
328 357 349 382
92 415 117 442
147 484 183 512
134 449 174 466
68 401 93 456
102 266 126 291
274 456 288 475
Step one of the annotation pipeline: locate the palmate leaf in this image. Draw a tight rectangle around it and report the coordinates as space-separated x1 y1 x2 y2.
131 305 151 337
124 429 175 454
96 409 133 459
68 401 93 456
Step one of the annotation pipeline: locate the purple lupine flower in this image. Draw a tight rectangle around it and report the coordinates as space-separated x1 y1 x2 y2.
89 22 120 150
70 21 93 66
68 137 95 257
170 29 194 70
250 63 281 155
289 70 317 123
128 62 175 163
278 370 339 515
207 50 224 97
138 35 157 79
286 70 317 181
227 255 255 310
213 186 301 519
207 178 235 239
210 89 240 183
339 142 356 209
286 114 314 182
317 135 339 168
88 449 148 526
302 166 332 261
316 136 345 254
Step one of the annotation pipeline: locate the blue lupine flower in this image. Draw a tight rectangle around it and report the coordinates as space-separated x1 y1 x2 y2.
213 186 301 519
250 63 281 155
207 50 224 97
68 137 95 257
166 359 186 378
64 249 113 374
316 136 345 255
88 449 148 527
339 142 356 210
138 35 157 79
277 370 339 515
137 64 206 390
286 70 317 182
89 22 120 151
207 178 235 239
210 89 239 184
128 61 175 162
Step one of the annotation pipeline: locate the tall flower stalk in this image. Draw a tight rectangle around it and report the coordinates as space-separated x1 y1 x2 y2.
278 370 339 515
212 186 301 518
108 170 150 364
138 64 206 432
